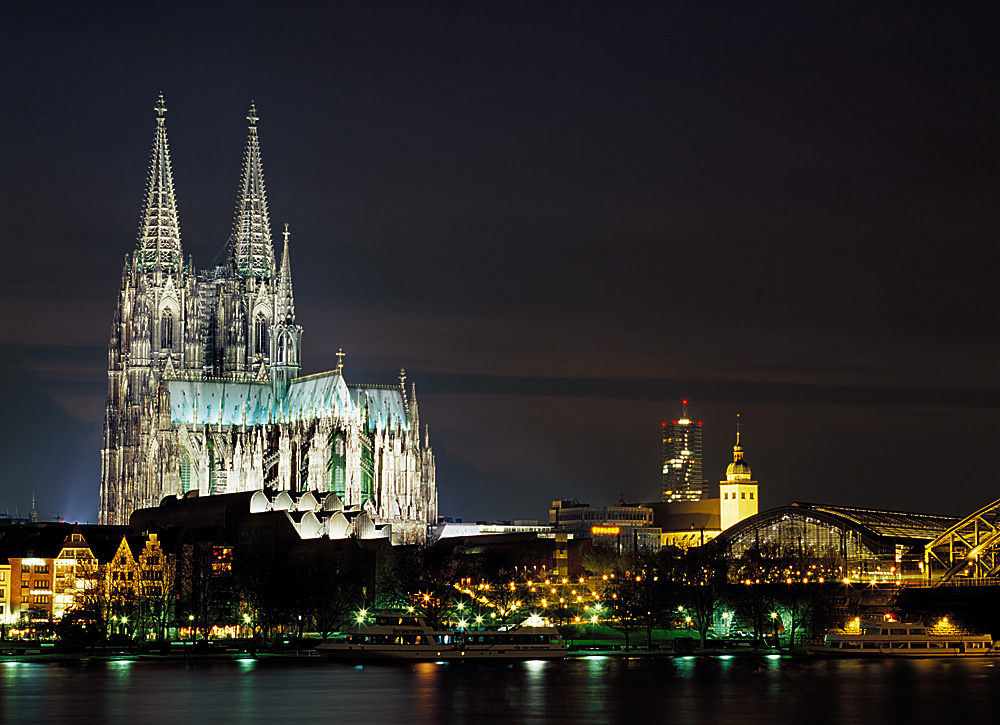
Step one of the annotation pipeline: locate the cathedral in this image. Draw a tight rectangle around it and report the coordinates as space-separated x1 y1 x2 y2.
99 96 437 542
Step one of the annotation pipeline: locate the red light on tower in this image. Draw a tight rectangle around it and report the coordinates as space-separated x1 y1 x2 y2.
697 421 702 426
672 421 678 425
661 421 667 427
682 399 688 405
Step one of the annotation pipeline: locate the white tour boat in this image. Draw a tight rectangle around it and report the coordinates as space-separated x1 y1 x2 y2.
806 620 998 657
315 611 568 661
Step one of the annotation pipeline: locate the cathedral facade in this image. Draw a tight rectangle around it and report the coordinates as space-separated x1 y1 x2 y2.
99 97 437 542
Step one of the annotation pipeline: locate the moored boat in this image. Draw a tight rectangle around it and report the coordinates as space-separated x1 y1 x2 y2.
805 620 998 657
315 611 568 661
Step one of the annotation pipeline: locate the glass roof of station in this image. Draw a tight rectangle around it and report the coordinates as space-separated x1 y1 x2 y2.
791 502 960 541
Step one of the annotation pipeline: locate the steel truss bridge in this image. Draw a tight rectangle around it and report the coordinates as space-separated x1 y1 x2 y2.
924 498 1000 587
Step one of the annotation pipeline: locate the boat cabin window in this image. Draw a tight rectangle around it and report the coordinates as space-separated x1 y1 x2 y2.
910 628 925 635
862 642 879 649
909 642 927 649
890 629 906 635
890 641 908 649
375 615 421 626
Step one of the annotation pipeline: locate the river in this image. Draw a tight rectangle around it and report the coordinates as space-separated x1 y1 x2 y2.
2 655 997 724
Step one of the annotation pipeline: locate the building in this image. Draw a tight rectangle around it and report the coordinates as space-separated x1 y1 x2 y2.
646 500 722 548
100 97 436 542
129 489 408 545
719 419 758 530
0 523 129 625
550 499 661 551
0 557 9 626
710 502 965 584
661 400 707 501
647 417 759 546
429 520 552 542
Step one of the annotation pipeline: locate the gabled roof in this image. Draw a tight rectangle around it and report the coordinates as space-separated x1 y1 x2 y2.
167 379 274 426
347 384 409 431
0 523 129 561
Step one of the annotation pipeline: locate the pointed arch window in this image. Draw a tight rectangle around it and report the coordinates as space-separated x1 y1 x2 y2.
276 332 286 364
160 309 173 350
254 313 268 356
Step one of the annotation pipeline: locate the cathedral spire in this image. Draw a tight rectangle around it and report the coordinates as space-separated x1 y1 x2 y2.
231 102 274 279
135 94 183 275
276 223 295 323
270 223 302 397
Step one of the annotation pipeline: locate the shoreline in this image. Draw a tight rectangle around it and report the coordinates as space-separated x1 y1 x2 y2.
0 646 795 664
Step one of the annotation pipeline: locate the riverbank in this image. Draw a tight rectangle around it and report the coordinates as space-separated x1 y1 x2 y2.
0 644 790 663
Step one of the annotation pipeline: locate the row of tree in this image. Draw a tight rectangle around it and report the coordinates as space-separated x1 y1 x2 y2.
47 535 851 652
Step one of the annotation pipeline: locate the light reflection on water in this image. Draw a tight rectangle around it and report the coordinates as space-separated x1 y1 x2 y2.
1 657 997 724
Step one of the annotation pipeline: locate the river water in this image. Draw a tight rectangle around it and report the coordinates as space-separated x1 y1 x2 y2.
2 655 997 724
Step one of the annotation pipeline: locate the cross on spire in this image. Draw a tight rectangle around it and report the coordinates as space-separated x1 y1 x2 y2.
155 93 167 120
336 347 345 373
247 101 258 127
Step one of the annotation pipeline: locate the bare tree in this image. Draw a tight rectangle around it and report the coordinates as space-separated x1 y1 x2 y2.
675 545 729 648
604 567 644 653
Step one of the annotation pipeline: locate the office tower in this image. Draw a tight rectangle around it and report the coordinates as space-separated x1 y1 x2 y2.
661 400 706 501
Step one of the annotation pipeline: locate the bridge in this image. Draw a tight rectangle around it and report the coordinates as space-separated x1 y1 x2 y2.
924 498 1000 587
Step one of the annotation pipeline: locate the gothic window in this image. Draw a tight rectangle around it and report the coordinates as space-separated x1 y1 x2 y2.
254 314 268 356
277 332 293 364
160 309 173 349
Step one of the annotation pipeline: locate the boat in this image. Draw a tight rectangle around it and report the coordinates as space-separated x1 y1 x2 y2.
315 611 568 661
805 620 998 657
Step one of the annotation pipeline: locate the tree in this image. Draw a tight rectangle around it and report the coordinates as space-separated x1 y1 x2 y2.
728 544 784 647
633 549 675 650
389 543 470 628
604 567 643 652
179 540 237 644
233 543 285 648
309 557 364 639
675 545 729 648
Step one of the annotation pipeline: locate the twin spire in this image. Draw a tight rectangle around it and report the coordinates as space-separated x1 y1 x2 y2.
231 102 274 279
136 94 183 274
135 96 286 283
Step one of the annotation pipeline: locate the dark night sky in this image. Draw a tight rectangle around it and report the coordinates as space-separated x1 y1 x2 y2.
1 2 997 524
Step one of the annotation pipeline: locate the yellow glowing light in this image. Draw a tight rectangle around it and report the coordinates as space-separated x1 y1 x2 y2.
592 526 621 535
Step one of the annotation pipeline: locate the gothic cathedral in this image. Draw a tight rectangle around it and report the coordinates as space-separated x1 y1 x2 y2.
99 97 437 542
